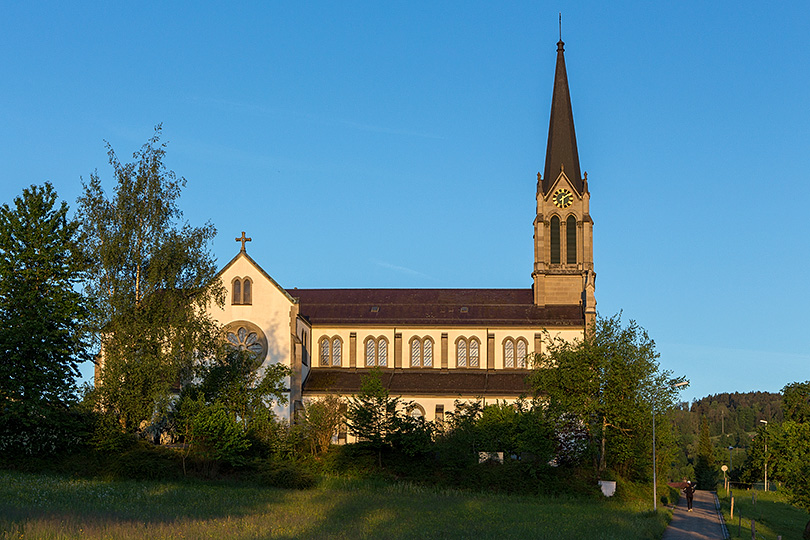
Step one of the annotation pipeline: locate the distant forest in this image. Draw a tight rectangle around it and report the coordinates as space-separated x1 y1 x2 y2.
668 391 783 480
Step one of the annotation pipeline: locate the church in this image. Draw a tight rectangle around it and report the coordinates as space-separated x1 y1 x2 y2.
209 38 596 428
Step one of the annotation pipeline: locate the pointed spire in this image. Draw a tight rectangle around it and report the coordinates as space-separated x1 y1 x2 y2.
542 38 583 195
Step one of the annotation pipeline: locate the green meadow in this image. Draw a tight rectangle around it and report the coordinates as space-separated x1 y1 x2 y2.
0 471 673 540
718 488 809 540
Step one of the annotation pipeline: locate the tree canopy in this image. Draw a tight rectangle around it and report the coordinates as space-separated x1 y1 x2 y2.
0 183 92 453
78 125 223 433
529 313 686 479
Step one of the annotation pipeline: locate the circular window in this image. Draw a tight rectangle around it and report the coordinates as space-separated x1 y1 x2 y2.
224 320 268 364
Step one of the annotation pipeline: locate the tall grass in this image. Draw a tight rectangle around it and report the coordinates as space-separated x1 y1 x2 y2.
718 488 809 539
0 470 673 539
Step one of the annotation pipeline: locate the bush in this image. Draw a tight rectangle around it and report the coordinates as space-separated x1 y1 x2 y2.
259 460 317 489
104 442 184 481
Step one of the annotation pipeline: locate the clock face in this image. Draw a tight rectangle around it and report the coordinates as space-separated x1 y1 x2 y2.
553 188 574 208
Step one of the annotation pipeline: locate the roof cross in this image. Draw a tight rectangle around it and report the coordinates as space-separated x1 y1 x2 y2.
236 231 252 252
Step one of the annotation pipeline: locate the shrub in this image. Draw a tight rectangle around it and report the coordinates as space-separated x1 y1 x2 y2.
259 460 317 490
103 442 184 481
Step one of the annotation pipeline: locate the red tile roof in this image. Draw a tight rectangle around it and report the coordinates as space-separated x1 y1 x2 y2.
287 288 583 327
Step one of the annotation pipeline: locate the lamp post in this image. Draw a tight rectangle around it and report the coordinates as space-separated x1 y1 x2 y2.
759 419 768 492
653 381 688 512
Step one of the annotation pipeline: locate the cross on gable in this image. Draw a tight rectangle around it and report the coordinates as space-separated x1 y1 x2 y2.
236 231 252 252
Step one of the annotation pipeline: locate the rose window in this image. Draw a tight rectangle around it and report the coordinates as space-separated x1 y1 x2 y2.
224 321 267 363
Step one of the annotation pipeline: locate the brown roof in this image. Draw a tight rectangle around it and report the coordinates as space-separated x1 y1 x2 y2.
286 288 584 327
542 39 584 196
303 368 532 397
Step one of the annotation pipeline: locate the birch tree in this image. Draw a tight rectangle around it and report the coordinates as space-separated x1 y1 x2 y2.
78 125 223 433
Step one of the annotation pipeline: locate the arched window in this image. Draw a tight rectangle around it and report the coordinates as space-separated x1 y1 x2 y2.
232 278 241 304
566 215 577 265
231 277 253 305
550 216 561 265
456 337 480 368
469 339 480 367
319 336 343 366
409 337 434 367
242 278 252 304
365 336 388 367
503 337 529 369
517 339 528 368
504 339 515 368
408 403 426 420
332 338 341 366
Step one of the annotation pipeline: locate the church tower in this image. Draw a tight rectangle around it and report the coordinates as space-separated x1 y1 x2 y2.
532 38 596 327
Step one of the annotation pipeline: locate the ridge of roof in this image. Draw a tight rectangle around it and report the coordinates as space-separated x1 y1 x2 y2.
286 288 584 327
217 250 298 304
542 39 583 196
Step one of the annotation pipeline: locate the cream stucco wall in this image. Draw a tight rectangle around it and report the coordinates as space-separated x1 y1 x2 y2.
310 325 584 370
210 253 298 421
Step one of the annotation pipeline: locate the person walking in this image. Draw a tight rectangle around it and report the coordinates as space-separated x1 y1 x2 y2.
683 480 698 511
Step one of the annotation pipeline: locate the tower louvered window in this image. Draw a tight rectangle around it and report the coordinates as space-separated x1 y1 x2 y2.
550 216 561 264
566 215 577 264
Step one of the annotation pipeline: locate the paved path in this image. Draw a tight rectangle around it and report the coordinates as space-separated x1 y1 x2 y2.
661 490 726 540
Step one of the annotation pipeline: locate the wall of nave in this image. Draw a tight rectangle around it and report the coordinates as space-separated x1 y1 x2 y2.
308 326 584 370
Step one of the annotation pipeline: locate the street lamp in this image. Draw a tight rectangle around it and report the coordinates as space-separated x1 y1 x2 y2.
653 381 688 512
759 419 768 492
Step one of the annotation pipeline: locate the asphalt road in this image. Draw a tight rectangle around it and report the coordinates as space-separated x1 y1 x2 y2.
661 489 726 540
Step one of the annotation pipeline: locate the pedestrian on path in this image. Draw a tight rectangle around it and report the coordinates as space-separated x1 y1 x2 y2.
683 480 697 511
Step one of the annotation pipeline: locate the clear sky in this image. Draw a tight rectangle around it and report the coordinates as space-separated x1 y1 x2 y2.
2 2 808 403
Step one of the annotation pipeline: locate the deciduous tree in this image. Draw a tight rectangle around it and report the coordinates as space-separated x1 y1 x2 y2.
78 125 223 433
529 313 685 479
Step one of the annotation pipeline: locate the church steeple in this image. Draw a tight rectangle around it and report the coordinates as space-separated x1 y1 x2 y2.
532 36 595 327
542 39 583 195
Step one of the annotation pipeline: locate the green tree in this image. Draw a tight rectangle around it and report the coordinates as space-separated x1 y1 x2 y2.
0 183 92 455
78 125 223 433
529 313 685 479
694 415 717 488
345 368 426 465
476 399 555 461
783 381 810 424
300 394 344 455
189 347 289 430
345 369 400 449
747 382 810 534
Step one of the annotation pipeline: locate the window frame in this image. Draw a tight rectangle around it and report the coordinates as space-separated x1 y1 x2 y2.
455 336 480 368
364 336 389 367
503 337 529 369
231 276 253 305
409 336 435 368
318 335 343 367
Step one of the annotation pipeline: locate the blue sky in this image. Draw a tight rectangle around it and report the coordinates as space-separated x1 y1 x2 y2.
2 2 808 403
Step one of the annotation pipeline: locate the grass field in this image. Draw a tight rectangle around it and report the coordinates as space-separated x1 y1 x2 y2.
0 470 674 540
718 488 809 539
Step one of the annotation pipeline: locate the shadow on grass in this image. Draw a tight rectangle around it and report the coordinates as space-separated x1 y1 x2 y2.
0 470 671 540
